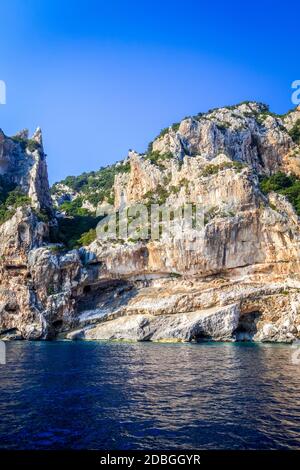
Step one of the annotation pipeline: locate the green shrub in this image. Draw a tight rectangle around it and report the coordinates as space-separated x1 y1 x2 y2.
11 136 27 151
289 120 300 144
11 134 42 154
260 172 292 193
27 139 40 152
52 162 130 208
216 122 231 131
202 161 244 177
144 185 169 206
59 197 91 217
78 228 97 246
147 141 153 153
204 206 234 225
48 245 65 254
33 208 51 223
171 122 180 132
157 127 169 139
47 285 55 296
202 164 220 176
178 178 189 191
260 172 300 215
269 202 277 211
144 151 173 170
5 189 31 208
204 206 219 224
55 215 101 249
86 192 104 207
0 180 31 225
169 185 180 194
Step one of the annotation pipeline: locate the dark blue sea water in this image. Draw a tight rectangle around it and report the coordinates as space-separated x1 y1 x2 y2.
1 341 300 450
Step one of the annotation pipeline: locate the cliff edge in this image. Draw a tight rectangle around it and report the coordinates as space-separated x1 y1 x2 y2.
1 102 300 342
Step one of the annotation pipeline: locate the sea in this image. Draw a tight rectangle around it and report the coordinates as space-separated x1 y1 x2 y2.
1 341 300 450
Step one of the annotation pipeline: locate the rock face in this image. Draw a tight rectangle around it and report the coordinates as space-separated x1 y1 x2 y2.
68 304 240 342
151 102 296 173
0 128 52 210
0 128 53 339
0 207 49 339
1 102 300 343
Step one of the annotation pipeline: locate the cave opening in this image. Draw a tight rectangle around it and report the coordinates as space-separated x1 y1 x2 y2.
192 331 212 342
83 285 92 295
234 311 261 341
52 319 63 329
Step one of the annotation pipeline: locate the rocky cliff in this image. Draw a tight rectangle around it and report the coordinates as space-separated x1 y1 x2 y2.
1 101 300 342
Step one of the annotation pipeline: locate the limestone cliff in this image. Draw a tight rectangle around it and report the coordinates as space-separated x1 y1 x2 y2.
1 102 300 342
0 128 52 211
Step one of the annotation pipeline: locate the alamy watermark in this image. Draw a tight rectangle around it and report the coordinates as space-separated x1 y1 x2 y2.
0 80 6 104
291 80 300 105
95 202 206 251
291 345 300 365
0 340 6 365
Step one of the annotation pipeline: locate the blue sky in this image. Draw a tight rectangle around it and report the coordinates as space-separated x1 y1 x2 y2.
0 0 299 183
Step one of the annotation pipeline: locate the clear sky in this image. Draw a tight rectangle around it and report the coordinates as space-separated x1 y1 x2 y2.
0 0 299 183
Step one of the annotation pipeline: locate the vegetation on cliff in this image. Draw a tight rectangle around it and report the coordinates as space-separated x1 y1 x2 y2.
54 215 99 249
260 172 300 215
49 102 300 247
289 119 300 144
11 136 40 153
52 162 130 208
51 163 132 247
0 176 31 224
145 150 173 169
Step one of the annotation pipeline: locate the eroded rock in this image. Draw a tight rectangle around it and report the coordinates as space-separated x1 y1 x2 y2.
1 103 300 342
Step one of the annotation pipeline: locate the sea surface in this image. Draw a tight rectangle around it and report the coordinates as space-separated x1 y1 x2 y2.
0 341 300 450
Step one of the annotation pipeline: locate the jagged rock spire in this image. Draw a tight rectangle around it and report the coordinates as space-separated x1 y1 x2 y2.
32 127 43 145
14 129 29 140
